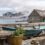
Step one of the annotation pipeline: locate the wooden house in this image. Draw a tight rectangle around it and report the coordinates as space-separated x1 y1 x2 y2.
28 9 45 23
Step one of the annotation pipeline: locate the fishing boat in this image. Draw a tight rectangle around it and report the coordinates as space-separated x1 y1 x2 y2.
24 30 42 37
2 26 16 31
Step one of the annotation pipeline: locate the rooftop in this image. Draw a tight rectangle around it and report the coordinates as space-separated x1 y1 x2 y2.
34 9 45 17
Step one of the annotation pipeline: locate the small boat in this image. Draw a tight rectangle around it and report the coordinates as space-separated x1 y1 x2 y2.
2 26 16 31
24 30 42 37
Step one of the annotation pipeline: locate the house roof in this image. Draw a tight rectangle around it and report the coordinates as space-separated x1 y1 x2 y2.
34 9 45 17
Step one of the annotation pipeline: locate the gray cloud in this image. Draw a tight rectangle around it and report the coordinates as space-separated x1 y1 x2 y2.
0 0 45 16
0 0 45 9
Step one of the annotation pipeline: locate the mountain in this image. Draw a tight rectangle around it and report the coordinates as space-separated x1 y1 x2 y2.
2 10 30 24
3 12 24 17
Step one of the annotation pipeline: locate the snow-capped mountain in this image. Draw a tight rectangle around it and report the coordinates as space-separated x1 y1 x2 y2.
0 11 29 24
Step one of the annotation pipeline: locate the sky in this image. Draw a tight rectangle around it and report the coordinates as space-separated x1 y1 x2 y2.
0 0 45 16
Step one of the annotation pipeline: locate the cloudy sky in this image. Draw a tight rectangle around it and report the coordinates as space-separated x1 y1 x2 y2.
0 0 45 16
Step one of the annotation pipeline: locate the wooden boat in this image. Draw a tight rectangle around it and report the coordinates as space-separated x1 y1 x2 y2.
24 30 42 37
2 26 16 31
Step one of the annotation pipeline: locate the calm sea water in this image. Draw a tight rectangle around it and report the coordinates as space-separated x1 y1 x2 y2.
0 19 15 24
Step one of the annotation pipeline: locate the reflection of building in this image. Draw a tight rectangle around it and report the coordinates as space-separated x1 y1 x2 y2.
28 9 45 23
